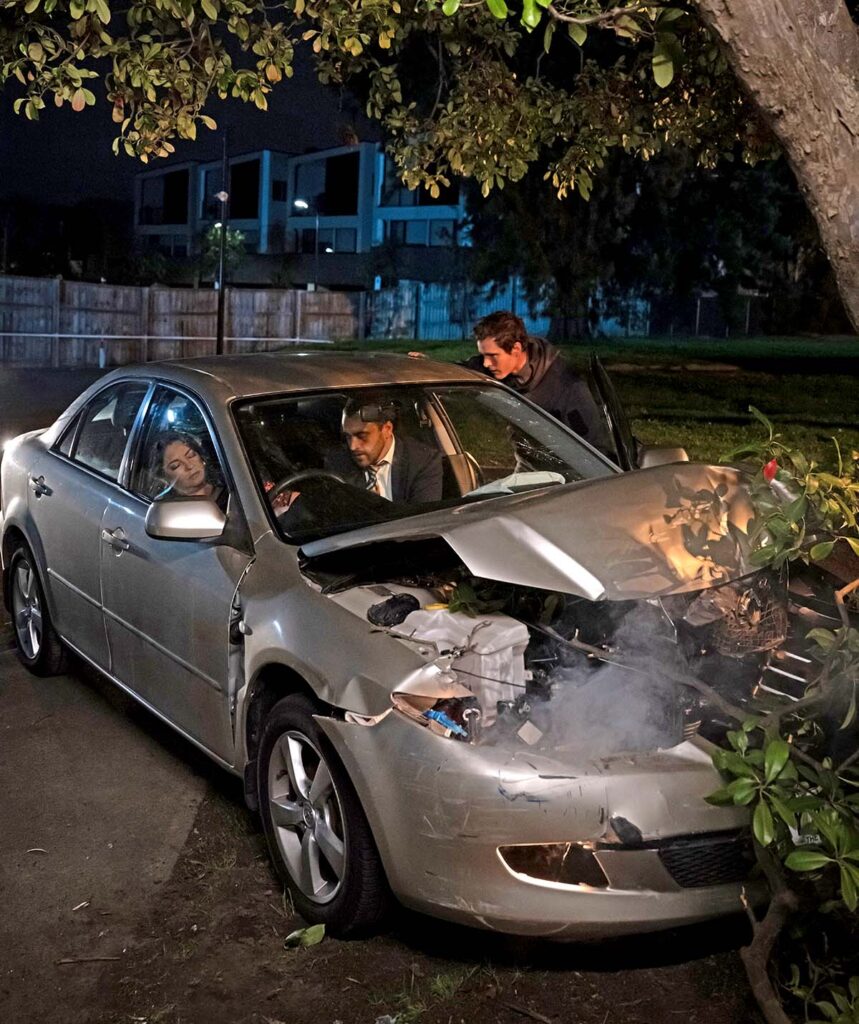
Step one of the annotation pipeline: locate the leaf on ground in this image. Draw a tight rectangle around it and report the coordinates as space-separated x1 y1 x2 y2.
283 923 325 948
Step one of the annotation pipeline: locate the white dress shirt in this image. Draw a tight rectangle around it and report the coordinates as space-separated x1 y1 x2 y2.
367 436 395 500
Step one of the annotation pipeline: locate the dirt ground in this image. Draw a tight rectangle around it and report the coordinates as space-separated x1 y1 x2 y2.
54 781 761 1024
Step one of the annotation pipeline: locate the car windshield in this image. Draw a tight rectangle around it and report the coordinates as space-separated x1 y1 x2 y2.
233 383 616 543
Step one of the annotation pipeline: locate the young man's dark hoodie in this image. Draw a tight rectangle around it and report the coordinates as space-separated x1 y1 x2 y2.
463 335 613 456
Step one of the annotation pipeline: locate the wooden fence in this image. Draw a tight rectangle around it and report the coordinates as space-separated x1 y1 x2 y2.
0 275 363 367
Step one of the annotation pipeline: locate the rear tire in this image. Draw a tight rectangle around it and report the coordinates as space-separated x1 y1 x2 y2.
257 693 390 937
8 543 67 676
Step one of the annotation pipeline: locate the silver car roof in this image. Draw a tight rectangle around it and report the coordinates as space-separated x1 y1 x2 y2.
112 351 482 400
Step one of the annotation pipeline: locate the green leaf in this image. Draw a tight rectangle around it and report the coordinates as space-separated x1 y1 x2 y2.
753 799 775 846
810 541 835 561
749 405 775 437
713 749 757 779
728 778 758 805
844 536 859 557
567 22 587 46
840 685 857 730
840 863 859 911
651 40 674 88
807 628 837 651
442 0 461 13
769 793 797 831
764 738 790 783
785 849 832 872
785 495 808 524
201 0 218 18
521 0 541 29
705 786 734 806
283 923 325 948
485 0 508 19
749 545 776 567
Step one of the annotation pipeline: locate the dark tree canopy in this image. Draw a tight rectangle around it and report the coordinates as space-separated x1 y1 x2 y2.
1 1 858 326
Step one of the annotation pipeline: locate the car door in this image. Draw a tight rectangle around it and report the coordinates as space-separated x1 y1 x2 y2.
99 385 253 763
27 379 150 668
589 353 638 470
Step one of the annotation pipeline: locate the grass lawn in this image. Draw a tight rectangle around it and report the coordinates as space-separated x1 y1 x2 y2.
301 335 859 466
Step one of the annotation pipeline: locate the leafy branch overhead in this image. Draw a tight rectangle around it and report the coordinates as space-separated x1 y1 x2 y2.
0 0 771 193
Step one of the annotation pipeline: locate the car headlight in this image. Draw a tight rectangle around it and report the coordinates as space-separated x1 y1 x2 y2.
391 663 483 742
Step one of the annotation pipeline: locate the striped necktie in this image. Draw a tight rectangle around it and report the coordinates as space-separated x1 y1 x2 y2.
365 464 380 494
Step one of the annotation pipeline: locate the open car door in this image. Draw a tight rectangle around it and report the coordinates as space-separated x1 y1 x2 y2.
588 353 637 471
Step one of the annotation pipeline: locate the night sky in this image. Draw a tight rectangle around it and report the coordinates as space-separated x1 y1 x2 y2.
0 53 378 206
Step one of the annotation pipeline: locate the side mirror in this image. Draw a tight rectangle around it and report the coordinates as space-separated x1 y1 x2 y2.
145 498 227 541
638 446 690 469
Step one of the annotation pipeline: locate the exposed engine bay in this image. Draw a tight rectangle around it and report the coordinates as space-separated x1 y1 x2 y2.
304 546 838 758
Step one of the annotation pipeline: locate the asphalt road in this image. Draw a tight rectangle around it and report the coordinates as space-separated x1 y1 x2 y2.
0 367 207 1023
0 639 208 1022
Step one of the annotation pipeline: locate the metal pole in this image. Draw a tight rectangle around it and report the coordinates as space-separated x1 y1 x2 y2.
215 130 229 355
313 208 320 291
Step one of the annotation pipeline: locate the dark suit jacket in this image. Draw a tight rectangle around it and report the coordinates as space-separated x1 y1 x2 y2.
326 434 443 504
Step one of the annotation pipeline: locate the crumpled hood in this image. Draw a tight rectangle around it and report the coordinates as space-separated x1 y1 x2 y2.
300 463 758 600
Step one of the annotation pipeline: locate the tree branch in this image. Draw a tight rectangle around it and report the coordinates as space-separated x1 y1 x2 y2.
738 843 799 1024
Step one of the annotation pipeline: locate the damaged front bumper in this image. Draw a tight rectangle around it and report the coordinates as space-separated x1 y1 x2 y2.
317 710 755 939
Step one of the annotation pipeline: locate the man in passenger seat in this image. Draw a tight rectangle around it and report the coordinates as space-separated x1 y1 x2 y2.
326 394 443 504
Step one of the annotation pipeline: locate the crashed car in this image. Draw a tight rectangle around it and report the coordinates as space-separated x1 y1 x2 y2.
0 352 834 938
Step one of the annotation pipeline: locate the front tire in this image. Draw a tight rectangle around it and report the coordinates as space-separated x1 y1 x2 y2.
257 693 390 937
8 543 67 676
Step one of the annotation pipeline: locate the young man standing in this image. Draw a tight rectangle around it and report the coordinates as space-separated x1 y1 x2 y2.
464 310 612 455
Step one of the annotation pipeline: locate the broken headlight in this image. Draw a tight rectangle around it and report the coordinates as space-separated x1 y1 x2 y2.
391 663 483 742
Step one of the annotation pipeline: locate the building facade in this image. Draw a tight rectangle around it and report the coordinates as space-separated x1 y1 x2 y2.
133 143 467 289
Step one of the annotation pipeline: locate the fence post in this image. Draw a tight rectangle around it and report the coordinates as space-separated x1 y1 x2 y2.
224 285 232 354
51 276 62 368
141 285 151 363
294 289 303 341
357 291 366 341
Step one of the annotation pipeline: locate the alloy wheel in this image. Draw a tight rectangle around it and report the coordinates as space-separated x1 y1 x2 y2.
11 558 42 661
267 730 347 904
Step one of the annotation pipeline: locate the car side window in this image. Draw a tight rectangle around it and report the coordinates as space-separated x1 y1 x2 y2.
71 382 149 481
131 387 227 507
55 414 80 457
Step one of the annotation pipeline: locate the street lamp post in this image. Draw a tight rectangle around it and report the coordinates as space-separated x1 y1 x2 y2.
293 198 320 291
214 130 229 355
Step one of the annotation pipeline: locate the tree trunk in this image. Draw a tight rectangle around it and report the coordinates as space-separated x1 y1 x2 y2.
694 0 859 332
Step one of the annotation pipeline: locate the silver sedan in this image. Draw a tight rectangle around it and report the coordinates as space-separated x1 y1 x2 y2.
2 352 812 938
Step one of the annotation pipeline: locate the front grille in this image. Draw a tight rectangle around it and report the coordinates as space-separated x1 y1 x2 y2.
756 572 842 700
658 833 752 888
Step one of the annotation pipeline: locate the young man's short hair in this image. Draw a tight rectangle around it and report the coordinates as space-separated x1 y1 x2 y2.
473 310 528 353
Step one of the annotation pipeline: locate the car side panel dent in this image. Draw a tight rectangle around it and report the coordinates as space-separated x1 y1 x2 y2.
241 541 429 720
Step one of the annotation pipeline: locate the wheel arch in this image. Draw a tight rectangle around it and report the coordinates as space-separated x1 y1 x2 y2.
241 662 333 811
2 525 49 615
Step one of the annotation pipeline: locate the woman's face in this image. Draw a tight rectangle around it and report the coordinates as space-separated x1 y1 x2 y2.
162 440 209 496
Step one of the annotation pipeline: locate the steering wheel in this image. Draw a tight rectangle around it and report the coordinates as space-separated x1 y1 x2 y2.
268 469 346 504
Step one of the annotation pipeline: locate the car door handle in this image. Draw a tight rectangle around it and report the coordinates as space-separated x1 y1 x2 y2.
101 527 130 552
29 474 52 497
